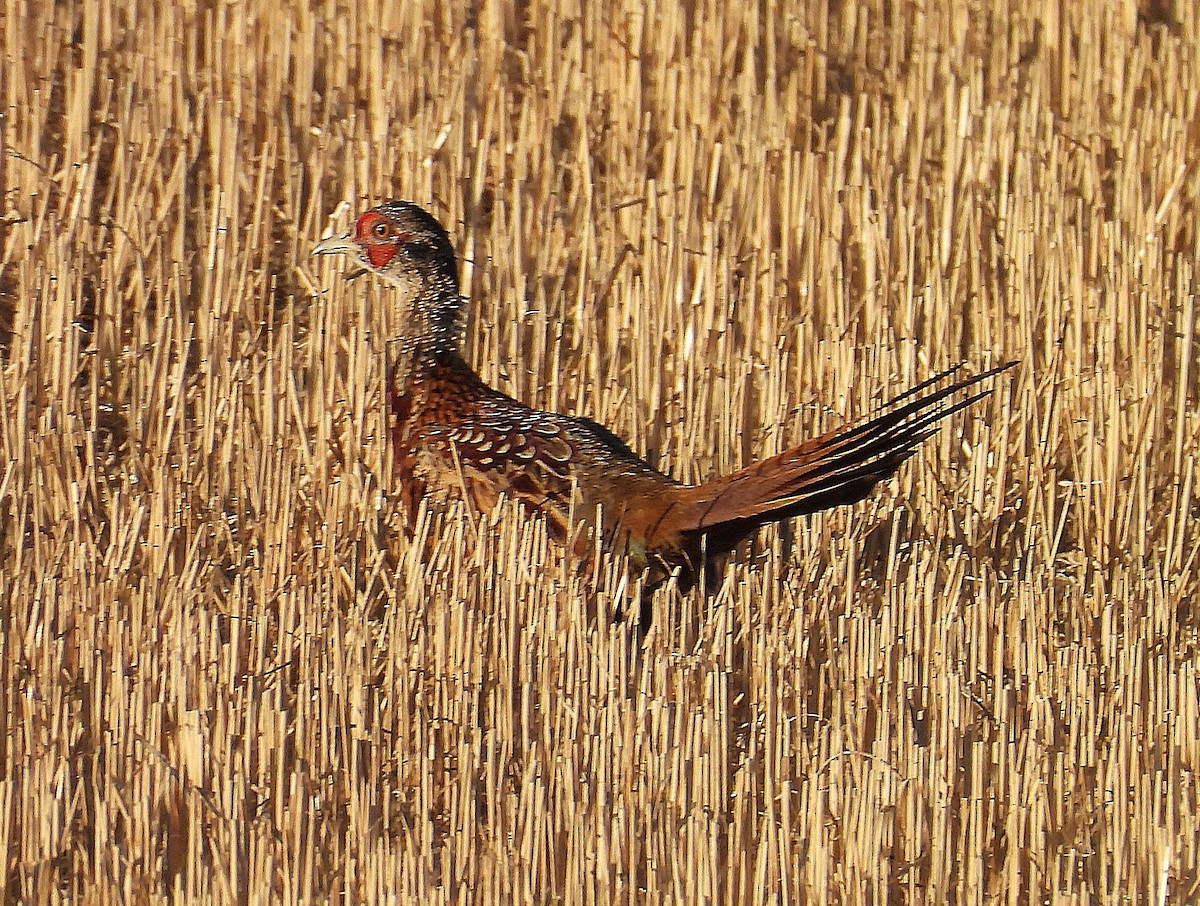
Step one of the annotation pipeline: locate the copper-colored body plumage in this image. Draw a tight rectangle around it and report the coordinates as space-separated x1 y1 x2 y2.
314 201 1013 588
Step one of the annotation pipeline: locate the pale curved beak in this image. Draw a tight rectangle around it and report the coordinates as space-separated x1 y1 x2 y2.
311 232 357 257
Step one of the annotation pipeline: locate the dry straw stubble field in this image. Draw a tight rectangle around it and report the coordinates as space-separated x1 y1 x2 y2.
2 0 1200 902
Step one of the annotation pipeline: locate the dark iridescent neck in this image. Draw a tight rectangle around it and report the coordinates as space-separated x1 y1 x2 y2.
396 269 464 358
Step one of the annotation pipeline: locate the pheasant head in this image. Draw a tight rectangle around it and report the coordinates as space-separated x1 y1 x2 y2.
312 201 463 352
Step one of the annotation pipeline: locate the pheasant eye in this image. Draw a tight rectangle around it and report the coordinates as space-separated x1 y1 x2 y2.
372 221 391 239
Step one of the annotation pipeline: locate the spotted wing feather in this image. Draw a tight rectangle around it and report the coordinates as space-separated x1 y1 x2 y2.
430 414 579 539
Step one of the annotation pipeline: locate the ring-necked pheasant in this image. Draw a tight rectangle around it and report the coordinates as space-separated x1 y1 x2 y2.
313 201 1014 590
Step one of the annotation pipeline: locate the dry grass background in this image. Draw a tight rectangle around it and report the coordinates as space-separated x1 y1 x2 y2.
2 0 1199 902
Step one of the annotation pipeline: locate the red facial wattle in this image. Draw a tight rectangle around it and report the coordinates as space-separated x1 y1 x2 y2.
366 244 398 268
354 211 402 269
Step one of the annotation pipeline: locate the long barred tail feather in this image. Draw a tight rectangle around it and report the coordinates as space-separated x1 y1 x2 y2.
674 361 1017 552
